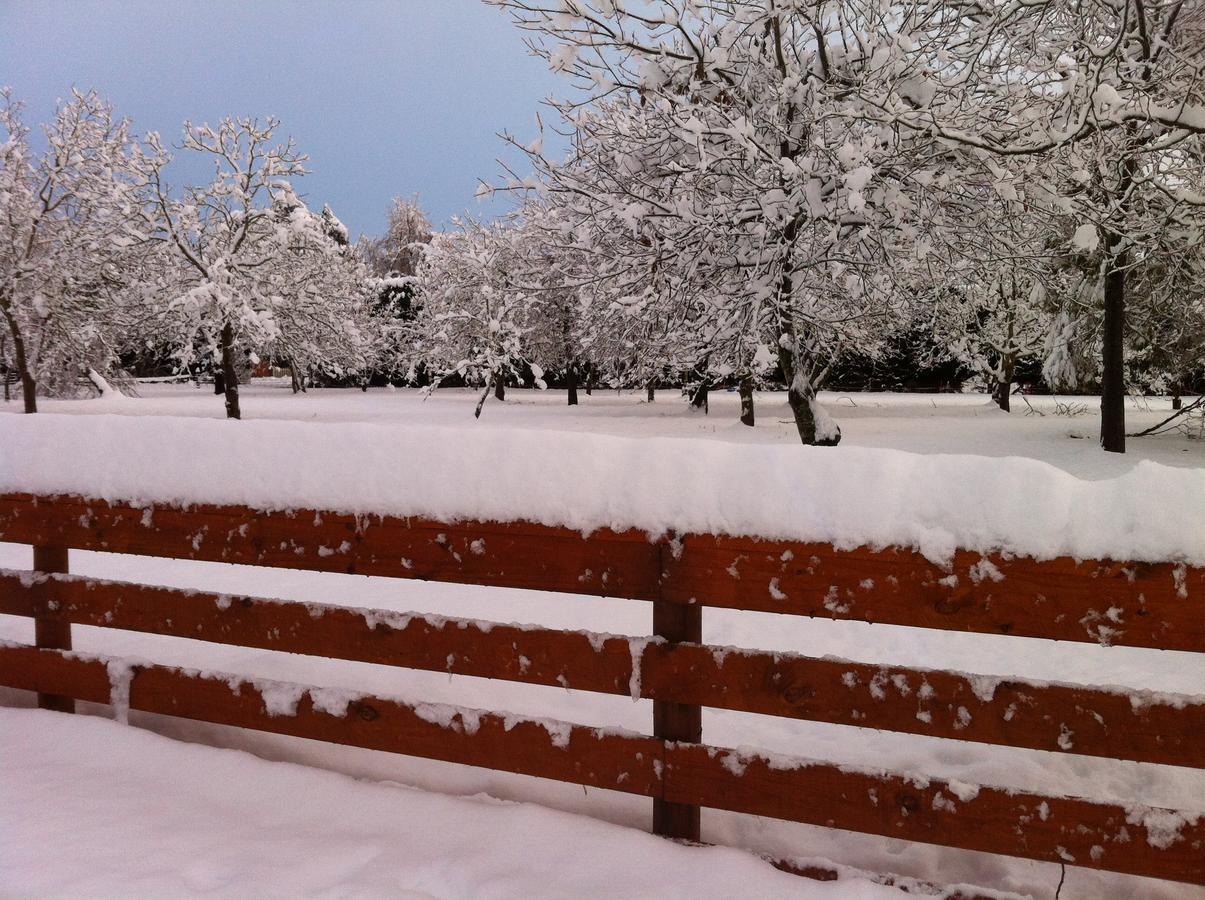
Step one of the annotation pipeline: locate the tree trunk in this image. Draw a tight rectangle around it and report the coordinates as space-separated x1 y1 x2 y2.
220 322 241 420
1100 253 1126 453
1172 392 1182 411
585 363 593 396
787 378 815 444
475 372 496 419
739 376 755 426
2 310 37 413
17 359 35 413
646 382 655 403
567 364 578 406
0 334 9 402
996 380 1011 412
786 371 840 447
289 359 301 394
494 377 505 402
690 379 709 414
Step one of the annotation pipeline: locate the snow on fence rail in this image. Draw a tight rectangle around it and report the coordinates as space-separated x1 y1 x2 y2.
0 491 1202 890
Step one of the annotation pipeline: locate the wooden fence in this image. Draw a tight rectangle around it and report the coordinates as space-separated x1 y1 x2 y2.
0 491 1201 890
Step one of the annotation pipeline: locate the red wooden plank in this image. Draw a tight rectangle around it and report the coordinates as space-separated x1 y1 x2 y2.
1 644 1200 885
663 743 1205 885
0 643 663 796
0 493 662 601
663 534 1205 652
0 569 634 696
648 642 1205 769
2 493 1201 650
4 570 1201 768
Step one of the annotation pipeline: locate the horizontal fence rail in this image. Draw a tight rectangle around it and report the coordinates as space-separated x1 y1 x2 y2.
0 492 1202 891
1 643 1202 885
1 493 1201 651
3 569 1201 769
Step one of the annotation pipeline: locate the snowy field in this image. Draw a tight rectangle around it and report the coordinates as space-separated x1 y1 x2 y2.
2 382 1203 898
11 378 1204 478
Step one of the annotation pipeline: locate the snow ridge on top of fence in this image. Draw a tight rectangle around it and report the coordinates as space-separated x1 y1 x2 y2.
3 412 1203 566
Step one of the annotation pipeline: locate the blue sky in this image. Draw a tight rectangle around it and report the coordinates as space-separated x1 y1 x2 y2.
0 0 565 237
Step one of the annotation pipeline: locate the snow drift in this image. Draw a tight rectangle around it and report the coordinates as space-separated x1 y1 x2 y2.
4 412 1203 565
5 707 876 897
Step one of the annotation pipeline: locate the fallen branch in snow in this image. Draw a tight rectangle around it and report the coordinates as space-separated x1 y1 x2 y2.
1128 396 1205 437
1019 394 1043 417
86 369 128 401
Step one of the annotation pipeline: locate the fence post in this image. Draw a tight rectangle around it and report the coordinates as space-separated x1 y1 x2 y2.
32 544 74 713
652 595 702 842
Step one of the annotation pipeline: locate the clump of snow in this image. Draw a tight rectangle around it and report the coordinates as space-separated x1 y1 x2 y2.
965 674 1001 703
968 558 1004 584
1126 805 1200 850
1127 689 1196 712
720 750 748 777
946 779 981 803
3 413 1204 565
626 636 661 702
1173 564 1188 599
252 678 308 717
414 702 482 736
541 719 572 749
1057 724 1074 750
105 658 140 725
309 687 360 718
931 791 957 813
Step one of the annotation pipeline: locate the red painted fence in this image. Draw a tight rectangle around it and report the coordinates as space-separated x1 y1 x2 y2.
0 492 1201 890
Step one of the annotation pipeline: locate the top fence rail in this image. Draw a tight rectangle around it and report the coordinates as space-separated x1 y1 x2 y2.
1 492 1201 653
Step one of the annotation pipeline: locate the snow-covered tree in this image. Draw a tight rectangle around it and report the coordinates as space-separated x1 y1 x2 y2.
0 88 149 412
488 1 958 444
267 200 377 392
922 171 1068 411
415 216 545 418
357 196 434 384
873 0 1205 451
1125 236 1205 408
143 117 373 418
361 195 432 278
494 202 595 404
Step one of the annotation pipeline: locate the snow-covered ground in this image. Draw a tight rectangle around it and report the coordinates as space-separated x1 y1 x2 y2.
12 378 1203 479
2 382 1202 898
4 707 896 898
